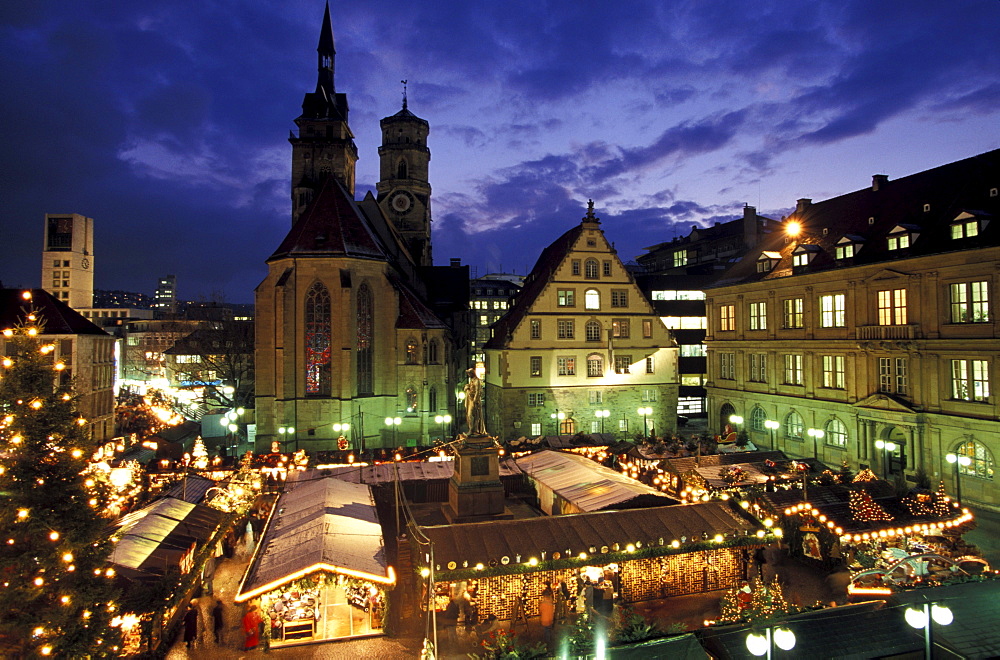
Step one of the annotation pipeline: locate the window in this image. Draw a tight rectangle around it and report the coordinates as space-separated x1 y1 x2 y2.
720 353 735 380
825 419 848 447
611 290 628 307
819 294 846 328
585 259 599 279
428 340 439 363
750 407 767 432
651 290 705 300
835 243 855 260
783 298 804 328
405 386 418 413
587 354 604 377
429 387 438 412
571 260 581 276
356 283 374 396
877 289 907 325
531 423 542 435
953 439 994 480
619 418 629 432
783 354 803 385
585 289 600 310
645 356 655 374
586 320 602 342
614 355 632 374
673 250 687 267
784 411 803 441
406 338 419 364
822 355 845 389
878 357 908 396
660 316 707 329
887 227 914 250
557 319 575 339
589 390 603 404
612 319 630 339
642 319 652 338
792 252 809 267
557 356 576 376
602 261 612 276
557 289 575 307
950 281 990 323
749 353 767 382
530 356 542 377
530 319 541 339
951 219 980 240
951 359 990 401
305 282 332 396
749 302 767 330
528 392 545 406
642 389 657 402
720 304 735 331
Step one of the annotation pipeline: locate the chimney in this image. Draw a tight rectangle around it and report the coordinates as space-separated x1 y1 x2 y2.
450 258 462 267
872 174 888 191
796 198 812 214
743 204 758 249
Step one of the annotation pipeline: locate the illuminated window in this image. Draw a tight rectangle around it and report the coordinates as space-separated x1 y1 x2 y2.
877 289 907 325
651 290 705 300
792 252 809 267
951 359 990 401
585 259 599 279
783 354 803 385
586 321 602 342
719 304 735 331
612 319 630 338
825 418 848 447
530 356 542 377
614 355 631 374
305 282 331 395
530 319 541 339
886 225 917 251
405 386 418 413
673 250 687 267
645 356 654 374
822 355 845 389
719 353 735 380
357 283 373 395
557 356 576 376
557 289 575 307
589 390 603 403
783 298 803 328
879 357 908 395
953 438 995 480
951 219 980 239
784 411 803 440
405 338 419 364
819 294 846 328
642 319 652 338
611 290 628 307
642 388 657 402
587 354 604 377
749 302 767 330
950 281 990 323
557 319 575 339
585 289 600 310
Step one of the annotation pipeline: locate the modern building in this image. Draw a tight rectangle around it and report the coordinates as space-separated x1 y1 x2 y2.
470 275 522 364
153 275 177 315
41 213 94 308
483 202 679 441
703 149 1000 509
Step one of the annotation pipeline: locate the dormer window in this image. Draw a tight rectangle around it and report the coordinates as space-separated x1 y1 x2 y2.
887 224 919 251
673 250 688 267
756 251 781 273
951 211 990 240
834 235 864 260
791 244 820 270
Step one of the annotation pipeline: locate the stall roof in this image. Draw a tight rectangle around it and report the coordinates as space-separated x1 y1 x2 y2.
516 450 675 512
312 458 522 485
163 474 217 503
238 476 389 600
422 500 761 569
109 496 225 580
664 451 789 475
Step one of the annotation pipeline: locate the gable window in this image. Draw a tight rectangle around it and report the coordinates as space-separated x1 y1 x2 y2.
611 290 628 307
642 319 652 338
749 301 767 330
835 244 854 259
530 318 541 339
719 353 735 380
953 439 995 480
887 225 918 250
557 356 576 376
951 212 987 239
783 298 804 329
950 281 990 323
602 261 612 276
835 236 863 260
585 289 600 310
587 354 604 377
571 260 581 276
877 289 908 325
819 294 846 328
530 356 542 377
756 251 781 273
749 353 767 382
825 419 848 447
822 355 845 389
783 354 804 385
673 250 687 267
784 411 804 441
614 355 632 374
719 304 736 331
557 319 575 339
612 319 630 338
951 359 990 401
792 252 808 267
585 259 599 279
879 357 908 396
557 289 575 307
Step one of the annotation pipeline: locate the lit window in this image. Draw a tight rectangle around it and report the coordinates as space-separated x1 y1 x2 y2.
783 354 804 385
749 301 767 330
951 218 981 240
822 355 845 389
825 419 848 447
792 252 809 267
530 319 541 339
305 282 332 395
680 344 707 357
557 356 576 376
589 390 603 403
612 319 630 338
585 289 600 310
587 355 604 377
614 355 631 374
557 289 575 307
879 357 908 395
530 356 542 377
642 388 657 402
557 320 575 339
406 338 419 364
835 243 855 260
950 281 990 323
405 386 418 413
877 289 908 325
783 298 804 329
952 359 990 401
531 423 542 435
886 226 917 250
784 412 803 440
719 353 735 380
673 250 687 267
642 319 652 338
611 290 628 307
585 259 599 279
953 439 995 480
819 294 846 328
651 290 705 301
719 304 735 331
586 320 602 341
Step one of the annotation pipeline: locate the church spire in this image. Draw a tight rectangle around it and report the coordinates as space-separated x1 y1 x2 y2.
316 2 336 96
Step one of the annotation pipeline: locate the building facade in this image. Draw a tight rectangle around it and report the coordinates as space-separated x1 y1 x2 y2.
41 213 94 308
704 150 1000 509
470 275 522 364
484 202 679 441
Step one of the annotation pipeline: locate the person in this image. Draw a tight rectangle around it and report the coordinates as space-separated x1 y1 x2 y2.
463 368 486 435
212 599 225 644
754 546 767 580
242 603 263 650
439 597 460 646
539 582 556 647
183 601 199 649
556 578 570 622
462 581 479 632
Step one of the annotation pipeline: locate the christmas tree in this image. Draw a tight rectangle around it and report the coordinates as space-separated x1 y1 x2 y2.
838 459 854 484
718 577 798 624
191 435 209 470
933 480 954 517
852 467 879 482
0 310 122 656
849 488 894 522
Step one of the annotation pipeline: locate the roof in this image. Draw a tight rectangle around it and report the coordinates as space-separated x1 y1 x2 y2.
515 450 675 511
239 476 388 598
0 288 108 336
392 274 447 329
109 497 225 580
318 458 521 485
421 500 761 569
163 474 217 504
890 580 1000 658
664 451 789 475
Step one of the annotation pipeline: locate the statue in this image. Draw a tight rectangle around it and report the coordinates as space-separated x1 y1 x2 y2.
463 368 487 436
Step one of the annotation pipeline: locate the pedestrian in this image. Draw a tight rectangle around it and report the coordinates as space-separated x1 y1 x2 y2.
242 603 263 650
754 546 767 581
439 596 460 646
183 601 199 649
538 582 555 647
212 599 225 644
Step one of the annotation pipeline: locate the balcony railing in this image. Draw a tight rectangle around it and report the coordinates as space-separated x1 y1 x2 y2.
856 324 915 340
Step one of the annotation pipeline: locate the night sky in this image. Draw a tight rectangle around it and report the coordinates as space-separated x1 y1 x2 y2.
2 1 998 303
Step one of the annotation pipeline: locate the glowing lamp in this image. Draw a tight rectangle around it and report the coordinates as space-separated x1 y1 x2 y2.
773 627 796 651
746 632 768 656
905 606 928 629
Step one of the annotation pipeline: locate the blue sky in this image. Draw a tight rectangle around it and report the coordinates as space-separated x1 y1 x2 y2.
2 0 998 303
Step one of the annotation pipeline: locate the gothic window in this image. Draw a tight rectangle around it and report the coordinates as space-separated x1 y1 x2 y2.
405 386 418 413
429 387 438 413
305 282 332 396
406 338 419 364
357 283 373 395
428 340 440 364
397 159 408 179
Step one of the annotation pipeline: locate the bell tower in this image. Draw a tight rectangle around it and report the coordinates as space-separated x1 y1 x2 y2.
377 84 433 266
289 2 358 224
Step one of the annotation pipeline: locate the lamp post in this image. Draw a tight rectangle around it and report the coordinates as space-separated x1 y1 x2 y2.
595 409 610 434
277 425 295 452
550 411 565 437
764 419 779 449
875 439 898 479
905 600 954 659
746 624 796 659
637 407 653 440
945 452 972 503
806 428 824 459
434 414 452 443
385 416 402 449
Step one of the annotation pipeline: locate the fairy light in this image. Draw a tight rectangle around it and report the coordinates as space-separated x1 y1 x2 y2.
54 363 65 371
40 647 52 656
60 596 70 604
62 553 73 562
33 577 44 586
17 509 28 520
76 418 87 426
48 531 59 541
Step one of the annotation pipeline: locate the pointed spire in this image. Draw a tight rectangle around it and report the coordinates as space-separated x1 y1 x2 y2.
582 199 601 224
316 2 336 95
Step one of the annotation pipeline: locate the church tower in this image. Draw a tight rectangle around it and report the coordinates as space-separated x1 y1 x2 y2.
377 90 433 267
289 2 358 224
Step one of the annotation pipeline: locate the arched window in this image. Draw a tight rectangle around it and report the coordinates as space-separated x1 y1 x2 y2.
750 406 768 432
397 159 408 179
560 418 576 434
719 402 736 431
784 411 804 440
587 354 604 377
305 282 331 395
585 259 599 279
954 438 995 480
405 386 418 413
405 338 418 364
825 418 848 447
428 340 439 364
356 283 373 395
429 387 438 413
585 289 600 310
586 320 602 342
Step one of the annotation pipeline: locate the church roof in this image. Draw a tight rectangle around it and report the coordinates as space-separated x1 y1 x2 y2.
0 288 108 336
391 275 447 330
268 176 386 262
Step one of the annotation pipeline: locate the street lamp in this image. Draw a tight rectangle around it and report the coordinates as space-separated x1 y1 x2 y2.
875 439 898 479
384 416 402 448
945 452 972 503
595 409 610 434
550 411 565 437
764 419 779 449
729 414 743 431
434 414 452 442
806 428 824 459
637 407 653 439
905 601 954 659
746 625 796 658
278 426 295 452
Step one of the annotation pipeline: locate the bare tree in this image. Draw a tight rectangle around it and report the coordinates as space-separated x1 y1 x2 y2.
166 320 254 410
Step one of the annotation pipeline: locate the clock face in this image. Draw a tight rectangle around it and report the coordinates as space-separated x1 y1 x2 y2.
389 190 415 215
81 257 90 270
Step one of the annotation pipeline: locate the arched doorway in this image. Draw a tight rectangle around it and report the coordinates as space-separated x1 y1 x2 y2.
719 402 736 434
879 426 907 476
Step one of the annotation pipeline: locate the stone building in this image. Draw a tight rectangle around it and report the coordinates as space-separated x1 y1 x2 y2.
704 149 1000 508
483 202 679 441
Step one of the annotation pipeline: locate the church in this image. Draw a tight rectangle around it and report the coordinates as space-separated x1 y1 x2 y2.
254 3 468 454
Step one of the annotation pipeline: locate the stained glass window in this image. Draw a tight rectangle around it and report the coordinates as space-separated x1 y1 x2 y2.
357 283 373 395
305 282 331 395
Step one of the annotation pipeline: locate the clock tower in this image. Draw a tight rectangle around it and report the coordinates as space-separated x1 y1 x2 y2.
377 92 433 267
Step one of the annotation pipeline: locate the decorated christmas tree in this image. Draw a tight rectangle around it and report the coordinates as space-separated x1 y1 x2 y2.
933 480 954 517
0 310 122 656
849 488 894 522
718 577 798 624
838 459 854 484
852 467 879 482
191 435 209 470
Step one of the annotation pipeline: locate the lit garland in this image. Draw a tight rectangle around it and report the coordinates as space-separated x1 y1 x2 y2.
849 489 894 522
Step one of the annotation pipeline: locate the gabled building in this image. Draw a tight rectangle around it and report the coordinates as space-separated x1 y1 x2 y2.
704 149 1000 508
483 202 679 441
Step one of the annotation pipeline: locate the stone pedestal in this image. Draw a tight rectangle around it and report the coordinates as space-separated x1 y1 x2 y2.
444 434 512 523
